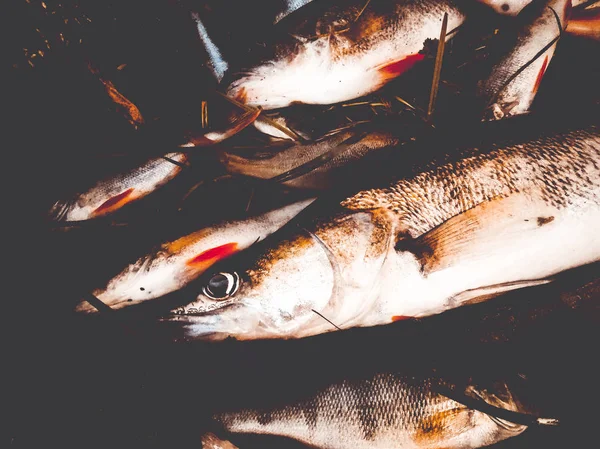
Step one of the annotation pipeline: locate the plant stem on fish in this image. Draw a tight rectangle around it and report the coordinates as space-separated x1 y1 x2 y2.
164 122 600 341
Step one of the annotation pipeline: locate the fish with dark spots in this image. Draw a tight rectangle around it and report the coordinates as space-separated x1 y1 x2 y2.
163 122 600 341
202 373 527 449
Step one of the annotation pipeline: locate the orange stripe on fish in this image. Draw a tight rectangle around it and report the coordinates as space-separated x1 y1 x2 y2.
392 315 412 322
532 55 549 96
92 188 136 217
376 53 426 82
186 242 239 269
567 7 600 40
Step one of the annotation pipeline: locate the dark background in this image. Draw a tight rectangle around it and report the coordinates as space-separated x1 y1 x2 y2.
5 1 599 448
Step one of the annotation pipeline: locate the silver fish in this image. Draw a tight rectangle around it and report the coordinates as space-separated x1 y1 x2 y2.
220 124 398 189
225 0 468 109
202 375 527 449
477 0 571 120
50 153 188 222
76 199 313 313
164 122 600 341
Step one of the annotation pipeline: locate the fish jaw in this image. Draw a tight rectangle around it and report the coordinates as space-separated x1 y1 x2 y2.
76 199 315 314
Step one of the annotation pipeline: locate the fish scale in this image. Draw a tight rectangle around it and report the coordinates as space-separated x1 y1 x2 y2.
343 127 600 237
213 374 525 449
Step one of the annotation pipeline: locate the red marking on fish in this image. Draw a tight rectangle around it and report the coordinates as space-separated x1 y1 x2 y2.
392 315 412 322
186 243 239 269
532 55 549 96
377 53 426 82
92 188 135 217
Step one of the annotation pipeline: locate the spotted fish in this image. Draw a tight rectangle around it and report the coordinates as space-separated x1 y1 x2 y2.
201 374 527 449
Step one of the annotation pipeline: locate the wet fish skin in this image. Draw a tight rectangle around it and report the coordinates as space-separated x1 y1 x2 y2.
206 374 526 449
220 126 398 189
76 199 314 313
477 0 588 16
165 124 600 341
50 153 188 222
477 0 571 120
225 0 467 109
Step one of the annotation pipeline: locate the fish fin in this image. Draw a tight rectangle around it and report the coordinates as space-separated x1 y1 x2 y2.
201 433 240 449
375 53 426 82
450 279 553 306
91 188 137 217
410 194 559 276
566 6 600 40
181 108 260 147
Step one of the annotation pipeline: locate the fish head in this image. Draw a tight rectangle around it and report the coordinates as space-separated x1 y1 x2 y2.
164 208 398 340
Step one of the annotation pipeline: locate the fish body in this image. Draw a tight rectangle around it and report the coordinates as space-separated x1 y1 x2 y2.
77 199 314 313
221 125 398 189
166 123 600 340
477 0 571 120
225 0 467 109
50 153 188 222
204 374 526 449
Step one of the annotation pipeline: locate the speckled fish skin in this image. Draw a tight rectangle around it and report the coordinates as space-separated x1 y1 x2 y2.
50 153 188 222
225 0 468 109
477 0 587 16
220 127 399 189
75 199 314 313
208 374 526 449
165 124 600 341
477 0 571 120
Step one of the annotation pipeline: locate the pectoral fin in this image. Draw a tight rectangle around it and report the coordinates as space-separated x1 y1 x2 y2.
449 279 552 306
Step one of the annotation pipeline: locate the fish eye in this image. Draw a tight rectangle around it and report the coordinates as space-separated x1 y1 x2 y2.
202 272 241 300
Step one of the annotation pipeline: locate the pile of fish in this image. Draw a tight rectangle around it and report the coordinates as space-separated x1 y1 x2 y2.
46 0 599 448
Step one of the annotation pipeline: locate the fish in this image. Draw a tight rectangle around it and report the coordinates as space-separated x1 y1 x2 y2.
476 0 571 120
49 153 188 222
163 121 600 340
220 123 399 189
224 0 469 110
76 199 314 313
201 374 528 449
